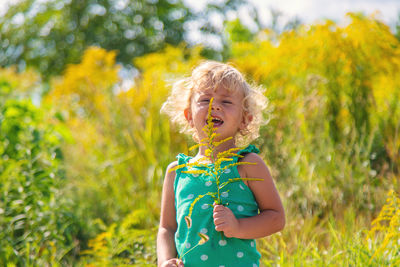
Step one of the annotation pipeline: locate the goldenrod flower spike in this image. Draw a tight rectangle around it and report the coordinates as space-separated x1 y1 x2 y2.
206 97 215 129
181 170 209 175
366 190 400 264
168 163 188 172
187 192 217 219
169 162 208 172
189 143 207 151
213 136 233 147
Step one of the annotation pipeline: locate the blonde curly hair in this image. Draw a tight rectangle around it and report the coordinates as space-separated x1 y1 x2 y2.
161 60 268 146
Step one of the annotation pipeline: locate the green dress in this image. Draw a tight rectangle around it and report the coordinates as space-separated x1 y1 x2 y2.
174 145 261 267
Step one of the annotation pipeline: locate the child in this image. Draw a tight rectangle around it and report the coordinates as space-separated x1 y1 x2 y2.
157 61 285 267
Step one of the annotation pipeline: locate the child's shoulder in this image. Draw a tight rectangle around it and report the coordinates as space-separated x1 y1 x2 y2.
238 152 270 176
166 160 179 173
239 152 266 166
162 161 179 188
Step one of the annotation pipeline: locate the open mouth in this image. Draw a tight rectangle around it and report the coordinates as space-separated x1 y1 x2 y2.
207 117 224 127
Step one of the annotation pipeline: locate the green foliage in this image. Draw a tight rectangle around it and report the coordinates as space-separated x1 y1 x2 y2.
396 13 400 40
260 203 400 266
44 46 186 225
0 97 79 265
0 0 257 78
0 0 192 77
225 19 255 43
194 0 261 61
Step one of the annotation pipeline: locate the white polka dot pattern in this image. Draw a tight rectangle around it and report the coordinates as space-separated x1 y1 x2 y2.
200 228 208 234
174 146 261 266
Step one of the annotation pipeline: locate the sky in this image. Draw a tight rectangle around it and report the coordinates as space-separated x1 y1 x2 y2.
248 0 399 28
185 0 400 29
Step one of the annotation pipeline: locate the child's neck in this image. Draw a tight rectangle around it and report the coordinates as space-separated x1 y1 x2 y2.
195 138 237 162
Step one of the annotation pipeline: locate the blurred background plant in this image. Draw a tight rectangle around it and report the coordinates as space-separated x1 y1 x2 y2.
0 0 400 265
81 209 156 266
0 69 81 265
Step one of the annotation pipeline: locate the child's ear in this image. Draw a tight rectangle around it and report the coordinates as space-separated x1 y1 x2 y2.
240 113 253 130
184 108 194 127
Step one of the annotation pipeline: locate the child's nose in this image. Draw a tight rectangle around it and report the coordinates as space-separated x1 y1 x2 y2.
212 102 221 111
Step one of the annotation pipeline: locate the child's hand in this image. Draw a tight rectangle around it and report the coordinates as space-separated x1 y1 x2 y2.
160 258 184 267
213 204 240 238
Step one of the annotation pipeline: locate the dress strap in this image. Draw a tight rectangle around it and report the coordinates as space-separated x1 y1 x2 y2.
175 153 192 176
233 144 260 162
176 153 191 165
174 153 191 192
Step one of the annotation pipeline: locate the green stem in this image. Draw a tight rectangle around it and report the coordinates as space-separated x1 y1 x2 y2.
179 243 201 261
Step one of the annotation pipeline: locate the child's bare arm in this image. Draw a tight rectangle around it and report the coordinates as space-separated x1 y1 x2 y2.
213 153 285 239
157 161 183 266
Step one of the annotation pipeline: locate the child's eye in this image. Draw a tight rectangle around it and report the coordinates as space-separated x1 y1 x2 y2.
200 99 210 103
223 100 232 104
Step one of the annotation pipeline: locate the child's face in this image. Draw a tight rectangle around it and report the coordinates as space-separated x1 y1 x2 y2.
185 87 248 142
